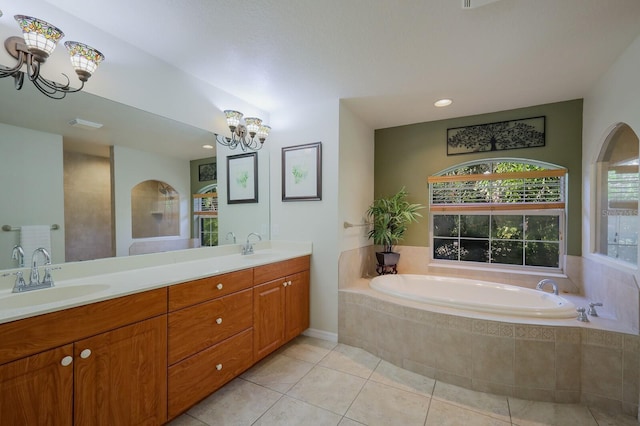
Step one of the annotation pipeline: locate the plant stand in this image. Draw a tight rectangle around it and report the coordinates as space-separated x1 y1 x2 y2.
375 251 400 275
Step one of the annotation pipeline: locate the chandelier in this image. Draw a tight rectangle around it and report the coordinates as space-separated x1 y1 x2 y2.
215 110 271 151
0 15 105 100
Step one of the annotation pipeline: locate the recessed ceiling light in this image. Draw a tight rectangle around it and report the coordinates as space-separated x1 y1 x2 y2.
68 118 103 130
202 144 214 149
434 99 453 108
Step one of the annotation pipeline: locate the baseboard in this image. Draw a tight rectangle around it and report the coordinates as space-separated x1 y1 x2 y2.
302 328 338 342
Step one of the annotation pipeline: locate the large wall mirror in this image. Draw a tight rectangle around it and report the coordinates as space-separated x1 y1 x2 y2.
0 79 270 271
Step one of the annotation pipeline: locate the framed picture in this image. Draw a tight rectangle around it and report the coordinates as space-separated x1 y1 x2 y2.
282 142 322 201
198 162 217 181
447 116 546 155
227 152 258 204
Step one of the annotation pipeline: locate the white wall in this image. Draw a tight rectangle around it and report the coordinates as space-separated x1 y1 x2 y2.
0 123 65 268
269 99 340 335
582 33 640 264
339 102 375 252
112 146 190 256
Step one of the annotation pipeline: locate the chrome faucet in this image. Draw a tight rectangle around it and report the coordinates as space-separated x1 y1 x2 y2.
11 245 24 267
536 278 558 295
29 247 52 287
225 231 236 244
588 302 603 317
242 232 262 255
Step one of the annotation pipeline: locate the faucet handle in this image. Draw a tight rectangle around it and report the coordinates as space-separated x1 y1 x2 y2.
3 271 27 292
42 266 61 286
588 302 603 317
577 307 589 322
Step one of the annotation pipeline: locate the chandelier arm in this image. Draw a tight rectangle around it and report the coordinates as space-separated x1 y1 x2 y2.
13 71 25 90
30 76 69 99
0 52 26 78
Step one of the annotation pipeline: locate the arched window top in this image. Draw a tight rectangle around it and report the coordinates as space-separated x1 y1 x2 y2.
434 157 565 177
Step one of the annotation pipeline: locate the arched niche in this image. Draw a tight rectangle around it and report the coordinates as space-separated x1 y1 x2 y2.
131 180 180 238
595 123 640 264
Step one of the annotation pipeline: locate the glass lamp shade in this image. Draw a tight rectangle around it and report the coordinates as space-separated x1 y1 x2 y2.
224 110 243 129
244 117 262 136
14 15 64 60
257 125 271 141
64 41 105 81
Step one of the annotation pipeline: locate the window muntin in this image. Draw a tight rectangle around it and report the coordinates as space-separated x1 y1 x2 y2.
429 159 565 271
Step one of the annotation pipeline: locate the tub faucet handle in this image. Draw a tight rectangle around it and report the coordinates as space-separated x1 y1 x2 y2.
576 307 589 322
588 302 603 317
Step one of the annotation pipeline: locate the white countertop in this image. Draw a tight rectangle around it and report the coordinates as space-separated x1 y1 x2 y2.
0 240 312 325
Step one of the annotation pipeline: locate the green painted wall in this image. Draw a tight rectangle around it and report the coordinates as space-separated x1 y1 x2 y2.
374 99 583 256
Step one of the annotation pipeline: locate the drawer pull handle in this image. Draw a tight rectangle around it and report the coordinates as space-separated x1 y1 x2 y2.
216 283 223 290
80 349 92 359
216 317 223 325
61 356 73 367
216 363 223 371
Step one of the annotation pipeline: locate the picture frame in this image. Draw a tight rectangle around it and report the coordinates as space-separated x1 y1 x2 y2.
447 116 546 155
282 142 322 201
198 162 217 181
226 152 258 204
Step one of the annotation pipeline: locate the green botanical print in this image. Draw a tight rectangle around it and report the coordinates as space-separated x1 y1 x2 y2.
236 171 249 188
292 165 308 184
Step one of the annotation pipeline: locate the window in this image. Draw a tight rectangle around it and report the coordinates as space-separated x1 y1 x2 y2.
193 184 218 247
428 159 566 270
596 123 639 264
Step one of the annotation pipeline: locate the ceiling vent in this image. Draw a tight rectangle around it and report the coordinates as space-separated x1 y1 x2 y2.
68 118 103 130
462 0 502 9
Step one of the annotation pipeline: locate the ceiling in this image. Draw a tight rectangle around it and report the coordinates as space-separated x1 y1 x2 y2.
1 0 639 157
34 0 640 130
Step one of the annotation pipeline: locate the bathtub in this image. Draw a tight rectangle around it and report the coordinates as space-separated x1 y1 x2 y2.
370 274 576 319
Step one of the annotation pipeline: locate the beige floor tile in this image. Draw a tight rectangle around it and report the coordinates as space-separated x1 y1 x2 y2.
253 395 342 426
339 417 367 426
240 353 314 393
279 335 338 364
426 400 511 426
588 407 639 426
433 381 510 422
319 343 381 378
287 365 366 415
346 380 430 426
166 414 208 426
509 398 598 426
187 378 281 426
369 360 436 397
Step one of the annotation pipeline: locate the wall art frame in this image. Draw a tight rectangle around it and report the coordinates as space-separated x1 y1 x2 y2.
198 162 217 182
447 115 546 156
227 152 258 204
282 142 322 201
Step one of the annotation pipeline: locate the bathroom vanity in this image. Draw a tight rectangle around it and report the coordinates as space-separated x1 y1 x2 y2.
0 243 311 425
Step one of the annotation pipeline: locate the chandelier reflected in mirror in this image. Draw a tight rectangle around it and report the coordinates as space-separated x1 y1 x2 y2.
0 15 105 99
215 110 271 151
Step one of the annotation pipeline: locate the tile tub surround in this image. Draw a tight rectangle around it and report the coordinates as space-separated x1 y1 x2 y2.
338 288 640 418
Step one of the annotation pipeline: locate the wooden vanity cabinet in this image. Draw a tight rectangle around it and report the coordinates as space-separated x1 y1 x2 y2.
167 268 255 419
0 288 168 426
253 256 310 361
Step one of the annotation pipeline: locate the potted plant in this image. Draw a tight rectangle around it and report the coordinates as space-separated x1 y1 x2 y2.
365 187 424 274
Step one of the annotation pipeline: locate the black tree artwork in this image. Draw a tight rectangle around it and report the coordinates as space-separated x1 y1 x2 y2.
447 116 545 155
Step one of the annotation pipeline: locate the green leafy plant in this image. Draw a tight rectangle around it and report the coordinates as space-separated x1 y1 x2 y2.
366 187 424 253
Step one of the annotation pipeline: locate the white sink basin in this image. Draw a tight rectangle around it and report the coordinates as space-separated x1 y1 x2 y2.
241 252 279 261
0 284 111 310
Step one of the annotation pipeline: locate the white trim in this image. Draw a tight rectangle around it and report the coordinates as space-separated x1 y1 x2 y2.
302 328 338 342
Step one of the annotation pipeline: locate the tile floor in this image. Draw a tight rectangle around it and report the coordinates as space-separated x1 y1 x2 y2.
168 336 639 426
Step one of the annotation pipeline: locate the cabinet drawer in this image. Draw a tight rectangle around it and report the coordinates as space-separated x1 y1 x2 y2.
168 269 253 311
168 328 253 419
168 289 253 365
253 256 310 284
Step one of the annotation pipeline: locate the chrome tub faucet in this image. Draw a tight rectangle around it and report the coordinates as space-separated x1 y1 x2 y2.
536 278 558 295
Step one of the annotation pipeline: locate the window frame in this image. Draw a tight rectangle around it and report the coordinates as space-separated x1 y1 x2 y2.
428 158 567 273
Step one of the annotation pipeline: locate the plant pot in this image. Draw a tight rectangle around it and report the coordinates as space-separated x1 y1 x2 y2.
375 251 400 275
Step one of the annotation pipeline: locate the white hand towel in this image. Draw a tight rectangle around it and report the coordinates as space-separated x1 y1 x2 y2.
20 225 52 261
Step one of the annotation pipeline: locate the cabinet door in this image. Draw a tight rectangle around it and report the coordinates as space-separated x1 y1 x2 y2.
0 344 74 426
285 270 310 342
253 278 286 361
74 315 167 426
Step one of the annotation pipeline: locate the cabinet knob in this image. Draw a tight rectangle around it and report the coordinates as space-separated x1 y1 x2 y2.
283 282 287 287
216 283 223 290
80 349 92 359
288 280 292 286
216 363 223 371
216 317 223 325
61 356 73 367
